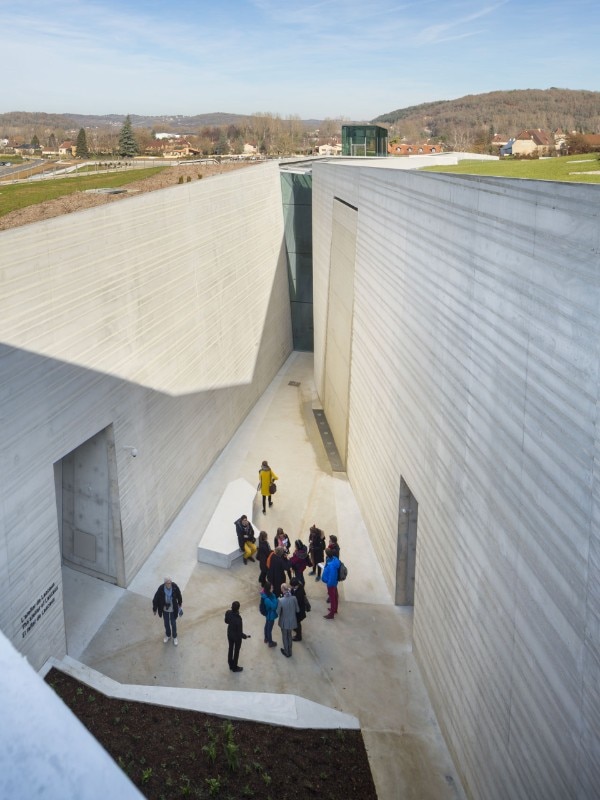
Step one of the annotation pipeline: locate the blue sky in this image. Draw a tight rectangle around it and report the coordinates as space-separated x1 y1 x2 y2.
2 0 598 120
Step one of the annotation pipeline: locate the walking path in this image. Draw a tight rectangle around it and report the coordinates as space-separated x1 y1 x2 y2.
60 352 466 800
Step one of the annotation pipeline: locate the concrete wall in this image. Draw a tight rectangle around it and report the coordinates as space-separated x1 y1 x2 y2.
0 163 292 670
312 162 600 800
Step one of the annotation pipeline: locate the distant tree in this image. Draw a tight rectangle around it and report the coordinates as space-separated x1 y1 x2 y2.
214 131 230 155
472 127 491 154
75 128 90 159
231 136 244 155
565 133 593 155
31 134 40 149
447 127 473 153
47 133 57 150
118 115 139 158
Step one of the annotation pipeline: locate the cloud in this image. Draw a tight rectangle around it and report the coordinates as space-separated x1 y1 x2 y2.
414 2 506 45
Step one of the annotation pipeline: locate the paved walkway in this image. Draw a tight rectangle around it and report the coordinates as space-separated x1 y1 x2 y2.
61 352 466 800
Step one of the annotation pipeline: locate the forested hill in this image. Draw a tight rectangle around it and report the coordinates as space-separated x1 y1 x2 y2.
0 111 254 131
373 88 600 139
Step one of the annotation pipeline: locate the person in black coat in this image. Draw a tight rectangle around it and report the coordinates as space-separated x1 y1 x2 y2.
267 546 291 598
290 577 307 642
224 601 250 672
234 515 257 564
309 524 326 581
257 530 272 586
152 577 183 646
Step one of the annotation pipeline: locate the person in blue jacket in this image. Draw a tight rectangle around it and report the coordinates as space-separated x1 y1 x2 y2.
260 581 279 648
322 548 340 619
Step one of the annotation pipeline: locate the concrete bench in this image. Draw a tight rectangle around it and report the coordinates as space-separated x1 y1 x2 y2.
197 478 259 568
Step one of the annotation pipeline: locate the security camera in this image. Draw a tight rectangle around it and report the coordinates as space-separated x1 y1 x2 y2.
131 448 138 458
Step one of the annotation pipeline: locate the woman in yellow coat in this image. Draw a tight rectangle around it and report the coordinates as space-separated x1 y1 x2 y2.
258 460 278 514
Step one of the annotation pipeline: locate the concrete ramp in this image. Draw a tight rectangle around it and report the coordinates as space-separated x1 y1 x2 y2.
197 478 259 567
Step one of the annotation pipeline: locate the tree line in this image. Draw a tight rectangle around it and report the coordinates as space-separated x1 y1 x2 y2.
1 112 345 158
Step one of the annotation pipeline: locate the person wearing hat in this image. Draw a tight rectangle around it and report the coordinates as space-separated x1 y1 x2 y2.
258 460 278 514
152 576 183 645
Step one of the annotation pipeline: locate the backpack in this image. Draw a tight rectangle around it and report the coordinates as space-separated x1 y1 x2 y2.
266 551 274 569
259 595 267 616
338 561 348 582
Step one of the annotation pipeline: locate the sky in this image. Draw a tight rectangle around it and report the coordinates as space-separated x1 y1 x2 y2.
2 0 599 121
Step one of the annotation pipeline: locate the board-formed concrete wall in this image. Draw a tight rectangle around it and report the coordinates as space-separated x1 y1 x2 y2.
0 163 292 670
312 162 600 800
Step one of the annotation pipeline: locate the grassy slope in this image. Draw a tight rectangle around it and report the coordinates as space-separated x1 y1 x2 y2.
0 167 166 217
420 153 600 183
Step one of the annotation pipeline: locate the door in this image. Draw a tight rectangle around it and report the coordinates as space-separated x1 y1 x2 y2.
56 426 124 585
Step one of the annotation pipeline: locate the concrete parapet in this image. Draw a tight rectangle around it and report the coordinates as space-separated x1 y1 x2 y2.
44 656 360 730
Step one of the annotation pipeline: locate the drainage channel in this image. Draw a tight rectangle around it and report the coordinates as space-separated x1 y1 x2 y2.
312 409 345 472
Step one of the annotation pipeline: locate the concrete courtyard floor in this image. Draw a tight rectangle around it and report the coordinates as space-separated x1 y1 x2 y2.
62 352 466 800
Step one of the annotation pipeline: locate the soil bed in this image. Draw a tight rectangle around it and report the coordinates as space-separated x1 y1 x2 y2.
45 668 377 800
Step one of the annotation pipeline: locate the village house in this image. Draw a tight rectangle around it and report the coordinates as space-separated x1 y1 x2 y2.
144 139 199 158
388 142 442 156
58 141 76 157
511 128 554 157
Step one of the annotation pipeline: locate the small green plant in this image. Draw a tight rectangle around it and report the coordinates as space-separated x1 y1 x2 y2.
76 686 83 696
224 740 239 771
178 176 184 184
87 694 96 702
205 776 222 796
141 767 152 784
261 772 272 786
186 175 191 182
198 173 203 179
241 785 254 797
222 720 235 741
202 740 217 764
179 775 191 795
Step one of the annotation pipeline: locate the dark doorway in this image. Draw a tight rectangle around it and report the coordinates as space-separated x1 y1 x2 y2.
396 477 418 605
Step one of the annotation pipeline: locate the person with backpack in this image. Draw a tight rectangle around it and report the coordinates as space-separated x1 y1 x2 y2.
322 547 341 619
308 524 326 581
258 460 278 514
259 581 278 648
257 530 272 586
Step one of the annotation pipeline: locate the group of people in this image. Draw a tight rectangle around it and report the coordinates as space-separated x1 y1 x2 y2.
152 460 345 672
